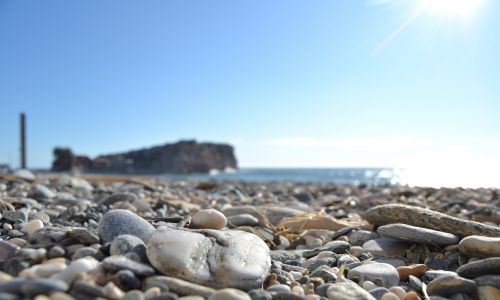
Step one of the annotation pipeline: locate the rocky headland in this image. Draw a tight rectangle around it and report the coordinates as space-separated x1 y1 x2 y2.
52 140 238 174
0 170 499 300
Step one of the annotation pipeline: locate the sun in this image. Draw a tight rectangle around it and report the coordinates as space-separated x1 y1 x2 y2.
417 0 484 18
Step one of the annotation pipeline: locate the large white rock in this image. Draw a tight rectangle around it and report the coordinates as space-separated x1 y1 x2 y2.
146 227 270 290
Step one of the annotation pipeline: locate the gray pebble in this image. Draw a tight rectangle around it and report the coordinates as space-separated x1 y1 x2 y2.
248 289 272 300
21 279 68 297
427 275 477 297
303 241 350 258
369 287 390 300
0 240 19 262
101 255 155 276
100 192 138 206
362 238 410 258
377 223 460 246
348 262 399 288
110 234 148 263
456 257 500 278
3 210 28 223
98 209 155 242
123 290 145 300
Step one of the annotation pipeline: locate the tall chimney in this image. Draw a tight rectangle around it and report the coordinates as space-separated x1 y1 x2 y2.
20 113 26 169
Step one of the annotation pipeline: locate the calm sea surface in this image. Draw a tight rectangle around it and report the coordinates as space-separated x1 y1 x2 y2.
158 168 399 185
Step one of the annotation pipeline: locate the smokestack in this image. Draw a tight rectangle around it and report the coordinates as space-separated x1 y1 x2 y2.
20 113 26 169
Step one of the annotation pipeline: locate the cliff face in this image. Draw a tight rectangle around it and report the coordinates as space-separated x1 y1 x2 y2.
52 140 238 174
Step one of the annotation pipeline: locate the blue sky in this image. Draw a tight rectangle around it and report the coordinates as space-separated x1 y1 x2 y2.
1 0 499 185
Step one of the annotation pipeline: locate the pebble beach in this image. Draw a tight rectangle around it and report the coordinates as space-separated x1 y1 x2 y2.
0 169 499 300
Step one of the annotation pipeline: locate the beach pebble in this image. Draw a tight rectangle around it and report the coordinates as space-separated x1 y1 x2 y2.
101 255 155 276
123 290 145 300
377 223 459 246
33 184 56 199
33 262 67 278
396 264 428 281
21 278 68 297
146 227 270 290
362 238 410 257
190 209 227 229
477 285 500 300
248 289 272 300
110 234 148 262
51 257 99 285
3 210 28 223
303 240 350 258
326 280 376 300
348 263 400 288
267 284 291 293
474 275 500 288
13 169 35 181
0 241 19 263
427 275 477 297
100 192 138 206
388 286 406 300
364 204 500 238
459 236 500 258
208 288 251 300
21 220 44 236
405 291 420 300
145 276 215 298
349 230 379 246
98 209 155 242
456 257 500 278
381 292 400 300
227 214 260 226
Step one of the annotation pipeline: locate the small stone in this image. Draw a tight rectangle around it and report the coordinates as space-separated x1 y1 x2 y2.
369 287 390 299
459 236 500 258
71 281 105 299
408 275 423 293
21 220 44 236
388 286 406 300
33 262 67 278
191 209 227 230
208 288 251 300
98 209 155 243
477 285 500 300
362 281 378 291
348 230 379 246
72 247 98 260
144 287 161 299
381 292 400 300
48 246 66 258
228 214 260 227
456 258 500 278
33 184 56 199
104 282 125 300
66 228 100 245
405 291 420 300
397 264 428 281
51 257 99 285
114 269 142 291
110 234 148 263
146 227 270 290
427 275 477 297
101 255 155 276
348 263 400 288
3 210 28 222
145 276 215 298
0 240 19 262
267 284 291 293
309 265 337 282
362 238 410 258
364 204 500 238
474 275 500 288
123 290 145 300
326 280 376 300
303 241 350 258
377 223 459 246
350 246 363 257
13 169 35 181
248 289 272 300
425 270 459 281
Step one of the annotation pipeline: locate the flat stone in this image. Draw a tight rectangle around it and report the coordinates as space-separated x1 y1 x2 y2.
66 228 100 245
21 278 68 297
427 275 477 297
478 286 500 300
474 275 500 288
146 227 271 290
303 241 350 258
101 255 155 276
425 270 459 281
326 279 376 300
208 288 251 300
459 236 500 258
397 264 427 281
13 169 35 181
348 230 379 246
145 276 215 298
348 262 400 288
457 258 500 278
98 209 155 243
3 210 28 222
0 278 31 294
227 214 260 227
362 238 410 257
364 204 500 238
33 184 56 199
377 223 459 246
51 257 99 285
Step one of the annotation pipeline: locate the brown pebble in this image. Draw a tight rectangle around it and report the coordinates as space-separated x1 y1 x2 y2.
405 291 420 300
397 264 428 281
381 292 400 300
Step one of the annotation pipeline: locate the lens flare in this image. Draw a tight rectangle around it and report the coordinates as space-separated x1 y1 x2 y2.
418 0 484 18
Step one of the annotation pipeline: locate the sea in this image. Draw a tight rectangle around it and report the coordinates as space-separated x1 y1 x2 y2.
158 168 400 185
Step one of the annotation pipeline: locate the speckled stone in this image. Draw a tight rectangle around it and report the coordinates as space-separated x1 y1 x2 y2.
110 234 148 262
377 223 459 246
348 263 400 288
146 227 270 290
459 236 500 258
98 209 155 242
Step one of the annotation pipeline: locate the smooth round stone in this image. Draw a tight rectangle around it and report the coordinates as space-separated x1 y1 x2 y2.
21 220 44 236
66 228 100 245
397 264 428 281
33 262 67 278
371 258 407 268
348 263 400 288
51 257 99 285
123 290 145 300
114 269 142 290
101 255 155 276
362 280 378 291
477 286 500 300
0 240 19 263
303 241 351 258
33 184 56 199
266 284 291 293
110 235 147 262
459 236 500 258
228 214 260 227
369 287 390 299
326 280 376 300
98 209 155 243
362 238 410 258
457 258 500 279
3 210 28 223
381 292 400 300
350 246 363 257
144 276 215 298
425 270 459 281
427 275 477 297
474 275 500 288
388 286 406 300
99 192 138 206
21 279 68 297
179 296 205 300
72 247 98 260
348 230 379 246
13 169 35 181
146 227 271 290
191 209 227 230
208 288 251 300
377 223 460 246
248 289 273 300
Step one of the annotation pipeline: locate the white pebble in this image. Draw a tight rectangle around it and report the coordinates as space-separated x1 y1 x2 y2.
362 280 378 291
191 209 227 230
51 257 98 285
316 251 334 259
208 288 251 300
34 262 67 278
22 220 44 236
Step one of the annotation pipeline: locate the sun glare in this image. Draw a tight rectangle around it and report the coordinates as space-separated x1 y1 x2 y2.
418 0 484 18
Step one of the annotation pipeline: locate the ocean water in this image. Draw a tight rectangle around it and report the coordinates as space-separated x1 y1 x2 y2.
158 168 399 185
